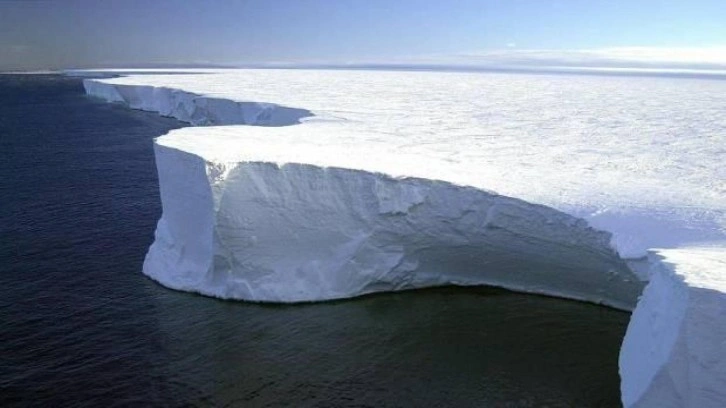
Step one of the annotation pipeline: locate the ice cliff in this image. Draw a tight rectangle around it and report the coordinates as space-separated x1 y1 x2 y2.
83 78 311 126
620 248 726 407
147 134 641 308
83 70 726 407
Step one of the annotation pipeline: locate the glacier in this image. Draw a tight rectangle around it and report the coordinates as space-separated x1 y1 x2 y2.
82 69 726 407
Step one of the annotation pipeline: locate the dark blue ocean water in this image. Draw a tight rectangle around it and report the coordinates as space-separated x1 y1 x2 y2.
0 75 628 407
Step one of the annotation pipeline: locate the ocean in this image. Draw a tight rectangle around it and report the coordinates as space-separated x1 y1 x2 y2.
0 74 628 407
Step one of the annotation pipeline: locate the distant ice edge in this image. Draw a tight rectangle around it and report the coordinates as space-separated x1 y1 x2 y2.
82 78 312 126
84 78 725 408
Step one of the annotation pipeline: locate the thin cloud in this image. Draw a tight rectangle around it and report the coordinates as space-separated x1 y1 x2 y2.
10 45 29 53
412 46 726 70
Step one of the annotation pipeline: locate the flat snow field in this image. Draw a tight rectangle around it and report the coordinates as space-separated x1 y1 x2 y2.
84 68 726 407
87 69 725 259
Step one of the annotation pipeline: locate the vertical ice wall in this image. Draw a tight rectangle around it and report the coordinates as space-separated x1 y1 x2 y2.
621 248 726 408
142 142 643 308
83 79 311 126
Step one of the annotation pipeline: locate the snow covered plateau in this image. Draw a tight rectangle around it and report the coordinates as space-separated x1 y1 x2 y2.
82 68 726 407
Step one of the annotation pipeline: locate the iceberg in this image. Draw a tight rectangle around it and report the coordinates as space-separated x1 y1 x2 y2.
82 69 726 407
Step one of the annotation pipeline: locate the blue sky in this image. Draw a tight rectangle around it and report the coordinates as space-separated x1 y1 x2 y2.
1 0 725 70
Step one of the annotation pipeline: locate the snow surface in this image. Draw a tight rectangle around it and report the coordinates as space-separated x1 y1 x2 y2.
82 68 726 407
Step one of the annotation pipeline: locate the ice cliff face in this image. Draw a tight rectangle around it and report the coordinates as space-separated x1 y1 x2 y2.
620 248 726 408
146 139 641 308
83 71 726 408
83 79 311 126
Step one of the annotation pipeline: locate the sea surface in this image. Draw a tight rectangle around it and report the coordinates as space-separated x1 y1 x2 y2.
0 75 629 407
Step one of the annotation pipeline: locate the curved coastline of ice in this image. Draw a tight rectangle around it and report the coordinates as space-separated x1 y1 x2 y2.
82 70 726 407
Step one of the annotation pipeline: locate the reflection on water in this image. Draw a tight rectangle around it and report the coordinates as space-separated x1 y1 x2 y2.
0 75 627 407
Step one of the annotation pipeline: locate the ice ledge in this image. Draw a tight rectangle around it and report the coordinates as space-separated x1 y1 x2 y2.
84 77 726 407
145 141 643 309
621 247 726 408
83 78 312 126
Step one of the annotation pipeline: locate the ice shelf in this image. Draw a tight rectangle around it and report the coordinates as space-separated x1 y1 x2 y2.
83 69 726 407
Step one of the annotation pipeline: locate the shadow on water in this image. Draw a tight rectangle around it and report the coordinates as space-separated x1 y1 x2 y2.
145 284 629 408
0 75 628 407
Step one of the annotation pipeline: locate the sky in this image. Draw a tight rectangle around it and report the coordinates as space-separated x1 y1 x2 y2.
1 0 725 71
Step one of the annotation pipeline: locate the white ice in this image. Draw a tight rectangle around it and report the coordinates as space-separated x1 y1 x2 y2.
620 246 726 407
82 68 726 407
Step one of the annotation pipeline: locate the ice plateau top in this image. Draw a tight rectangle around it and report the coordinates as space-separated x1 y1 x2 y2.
82 68 725 407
